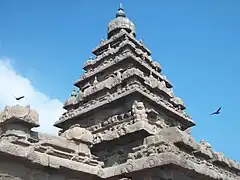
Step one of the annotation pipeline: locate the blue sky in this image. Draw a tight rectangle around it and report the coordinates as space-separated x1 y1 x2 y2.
0 1 240 162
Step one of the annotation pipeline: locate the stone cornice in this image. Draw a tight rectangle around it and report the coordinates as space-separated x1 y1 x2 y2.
86 37 156 72
74 68 175 106
103 152 240 180
0 140 101 174
56 83 194 129
92 120 156 144
75 51 172 89
1 138 239 180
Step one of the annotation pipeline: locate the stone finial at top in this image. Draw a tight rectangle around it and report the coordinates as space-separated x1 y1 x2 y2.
0 104 39 128
108 3 135 39
116 3 126 18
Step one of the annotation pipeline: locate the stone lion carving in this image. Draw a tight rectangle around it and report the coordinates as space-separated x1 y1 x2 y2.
62 124 93 144
132 101 148 120
0 105 39 127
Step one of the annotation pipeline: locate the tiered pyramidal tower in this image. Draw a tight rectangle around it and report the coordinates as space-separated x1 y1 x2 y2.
0 4 240 180
54 4 195 166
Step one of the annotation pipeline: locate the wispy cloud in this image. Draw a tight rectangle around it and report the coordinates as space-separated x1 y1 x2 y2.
0 58 64 135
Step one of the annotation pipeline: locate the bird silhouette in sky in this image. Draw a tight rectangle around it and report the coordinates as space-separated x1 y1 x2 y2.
210 107 221 115
14 96 25 101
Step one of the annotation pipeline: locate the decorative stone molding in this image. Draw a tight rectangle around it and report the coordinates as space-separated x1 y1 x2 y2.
56 82 194 130
77 39 171 88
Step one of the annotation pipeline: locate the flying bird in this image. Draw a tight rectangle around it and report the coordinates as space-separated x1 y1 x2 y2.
14 96 25 101
210 107 221 115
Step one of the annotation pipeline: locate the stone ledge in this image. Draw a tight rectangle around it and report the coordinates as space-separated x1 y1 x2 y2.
102 152 240 180
0 140 101 175
92 120 156 144
0 137 239 179
141 127 240 176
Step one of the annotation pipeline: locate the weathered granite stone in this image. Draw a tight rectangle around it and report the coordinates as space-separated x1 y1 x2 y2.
0 3 239 180
0 105 39 128
61 124 93 144
132 101 148 121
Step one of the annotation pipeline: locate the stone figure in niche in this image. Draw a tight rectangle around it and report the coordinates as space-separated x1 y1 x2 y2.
116 70 122 81
93 76 99 90
132 101 148 121
76 89 84 102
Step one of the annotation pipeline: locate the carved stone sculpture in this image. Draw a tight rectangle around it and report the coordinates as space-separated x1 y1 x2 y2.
61 124 93 144
132 101 148 121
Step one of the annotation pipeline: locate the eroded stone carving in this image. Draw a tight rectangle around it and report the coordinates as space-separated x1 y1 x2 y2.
132 101 148 121
61 124 93 144
0 105 39 128
1 5 239 180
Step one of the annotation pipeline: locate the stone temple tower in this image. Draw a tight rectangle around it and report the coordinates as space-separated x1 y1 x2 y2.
54 3 195 164
0 4 239 180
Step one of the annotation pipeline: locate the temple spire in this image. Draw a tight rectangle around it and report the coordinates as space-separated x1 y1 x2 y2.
119 3 123 10
116 3 126 17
